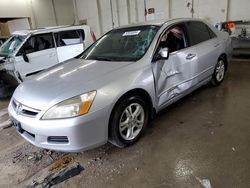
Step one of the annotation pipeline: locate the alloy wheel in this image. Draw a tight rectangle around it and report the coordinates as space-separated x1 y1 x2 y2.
215 60 225 82
119 103 145 141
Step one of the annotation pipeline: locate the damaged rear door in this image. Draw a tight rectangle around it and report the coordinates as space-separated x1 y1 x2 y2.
152 23 198 108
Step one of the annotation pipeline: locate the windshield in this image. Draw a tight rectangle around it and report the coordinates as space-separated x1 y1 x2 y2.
0 35 26 57
82 25 159 62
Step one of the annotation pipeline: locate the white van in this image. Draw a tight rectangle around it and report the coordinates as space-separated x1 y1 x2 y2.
0 25 96 86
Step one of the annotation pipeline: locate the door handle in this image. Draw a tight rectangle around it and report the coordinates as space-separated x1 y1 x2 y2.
214 43 220 47
186 53 196 60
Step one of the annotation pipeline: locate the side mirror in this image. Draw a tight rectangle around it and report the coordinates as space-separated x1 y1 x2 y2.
159 47 169 59
22 52 29 63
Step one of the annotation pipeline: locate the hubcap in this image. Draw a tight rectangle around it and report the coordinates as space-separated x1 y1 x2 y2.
119 103 145 141
215 60 225 82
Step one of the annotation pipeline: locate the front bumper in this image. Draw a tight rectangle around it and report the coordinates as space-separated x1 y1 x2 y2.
8 101 110 152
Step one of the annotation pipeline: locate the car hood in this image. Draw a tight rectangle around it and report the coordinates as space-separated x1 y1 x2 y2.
13 58 133 110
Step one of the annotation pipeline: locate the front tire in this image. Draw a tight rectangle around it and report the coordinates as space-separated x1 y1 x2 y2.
109 96 149 148
211 58 226 86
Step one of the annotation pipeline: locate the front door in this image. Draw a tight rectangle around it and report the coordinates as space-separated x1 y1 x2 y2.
15 33 58 80
152 24 198 108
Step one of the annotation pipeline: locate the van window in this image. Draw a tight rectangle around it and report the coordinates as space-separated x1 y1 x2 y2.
21 33 54 54
186 21 212 46
55 30 84 47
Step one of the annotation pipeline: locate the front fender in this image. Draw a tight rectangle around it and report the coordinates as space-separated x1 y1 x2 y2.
90 63 156 121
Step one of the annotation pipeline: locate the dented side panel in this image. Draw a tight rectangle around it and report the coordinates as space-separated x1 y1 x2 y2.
152 50 198 108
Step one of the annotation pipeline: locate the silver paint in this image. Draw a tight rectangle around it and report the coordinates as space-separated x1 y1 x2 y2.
8 18 232 152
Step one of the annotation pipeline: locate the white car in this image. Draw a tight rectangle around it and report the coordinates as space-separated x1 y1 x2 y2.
0 25 96 87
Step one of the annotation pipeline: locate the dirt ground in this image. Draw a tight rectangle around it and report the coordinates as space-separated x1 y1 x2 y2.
0 60 249 188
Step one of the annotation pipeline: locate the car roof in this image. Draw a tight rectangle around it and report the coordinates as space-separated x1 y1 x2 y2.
114 18 203 29
12 25 90 36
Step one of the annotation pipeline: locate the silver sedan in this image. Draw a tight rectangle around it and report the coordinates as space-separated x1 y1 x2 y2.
8 18 232 152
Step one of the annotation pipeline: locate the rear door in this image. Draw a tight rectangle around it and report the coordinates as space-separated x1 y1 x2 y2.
185 21 219 82
152 23 199 108
14 33 58 80
55 29 84 62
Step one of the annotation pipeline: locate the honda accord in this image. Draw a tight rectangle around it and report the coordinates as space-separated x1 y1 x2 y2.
8 18 232 152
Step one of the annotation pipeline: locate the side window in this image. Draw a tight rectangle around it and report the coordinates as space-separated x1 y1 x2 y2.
207 26 217 38
186 21 211 46
159 25 187 53
55 30 84 47
21 33 54 54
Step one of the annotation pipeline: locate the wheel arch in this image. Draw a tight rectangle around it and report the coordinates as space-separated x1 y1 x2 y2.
108 88 155 137
218 53 228 71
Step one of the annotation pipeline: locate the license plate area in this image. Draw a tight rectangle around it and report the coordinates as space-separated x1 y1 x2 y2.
10 117 24 134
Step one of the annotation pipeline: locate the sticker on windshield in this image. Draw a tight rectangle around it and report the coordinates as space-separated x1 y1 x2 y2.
123 30 141 36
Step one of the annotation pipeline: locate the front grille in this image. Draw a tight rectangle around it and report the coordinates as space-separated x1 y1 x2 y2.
26 130 35 139
21 109 38 116
12 99 40 117
47 136 69 144
14 124 35 141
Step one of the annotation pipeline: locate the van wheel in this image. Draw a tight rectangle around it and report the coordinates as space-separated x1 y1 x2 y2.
109 96 148 148
211 58 226 86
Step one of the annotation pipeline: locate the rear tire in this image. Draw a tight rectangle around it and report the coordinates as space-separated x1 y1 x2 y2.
211 58 226 86
109 95 149 148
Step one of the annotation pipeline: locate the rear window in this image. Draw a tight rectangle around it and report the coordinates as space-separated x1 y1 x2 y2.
186 21 212 46
55 30 84 47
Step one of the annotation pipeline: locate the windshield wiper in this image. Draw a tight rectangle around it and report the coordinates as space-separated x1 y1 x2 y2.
91 57 113 61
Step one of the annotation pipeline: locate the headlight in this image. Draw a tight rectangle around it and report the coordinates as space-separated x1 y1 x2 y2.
42 91 96 120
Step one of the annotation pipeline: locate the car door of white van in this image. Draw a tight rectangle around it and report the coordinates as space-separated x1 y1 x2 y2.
15 33 58 80
152 24 199 109
55 30 84 63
